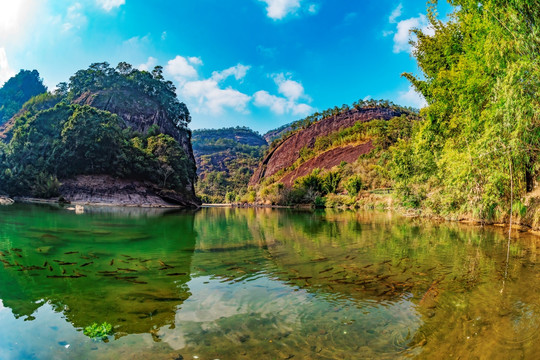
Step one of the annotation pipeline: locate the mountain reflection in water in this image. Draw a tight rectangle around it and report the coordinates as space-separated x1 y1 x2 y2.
1 205 540 359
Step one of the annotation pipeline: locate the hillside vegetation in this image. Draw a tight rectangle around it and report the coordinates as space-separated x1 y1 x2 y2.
0 63 198 205
193 127 267 203
0 70 47 126
245 0 540 227
248 101 417 206
389 0 540 223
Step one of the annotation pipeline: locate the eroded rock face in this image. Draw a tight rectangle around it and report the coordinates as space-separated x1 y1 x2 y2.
250 107 405 186
59 175 200 207
73 90 194 159
278 142 374 186
73 89 199 204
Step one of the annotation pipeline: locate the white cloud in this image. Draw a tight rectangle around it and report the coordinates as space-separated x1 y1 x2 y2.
0 48 16 86
292 103 313 115
274 74 305 101
166 55 251 115
0 1 43 42
307 4 319 14
389 3 403 23
392 14 434 53
138 56 157 71
253 73 313 116
164 55 312 117
62 3 87 32
211 64 251 82
97 0 125 12
254 90 287 114
165 55 200 83
397 85 427 109
123 34 150 47
0 2 26 34
258 0 318 20
259 0 301 19
182 79 251 114
161 31 167 41
187 57 203 66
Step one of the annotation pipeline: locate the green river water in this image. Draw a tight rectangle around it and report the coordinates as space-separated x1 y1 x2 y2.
1 204 539 359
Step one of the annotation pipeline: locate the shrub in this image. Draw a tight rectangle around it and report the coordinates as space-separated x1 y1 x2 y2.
314 196 326 208
344 175 363 196
322 170 341 194
32 173 60 198
225 191 236 203
295 169 324 194
325 193 357 208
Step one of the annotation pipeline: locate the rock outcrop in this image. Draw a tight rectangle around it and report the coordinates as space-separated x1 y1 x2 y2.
279 142 374 186
0 196 14 205
250 107 405 186
59 175 200 207
73 89 194 164
73 89 199 205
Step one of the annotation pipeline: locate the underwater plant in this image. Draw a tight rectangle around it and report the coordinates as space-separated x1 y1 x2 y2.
83 322 114 341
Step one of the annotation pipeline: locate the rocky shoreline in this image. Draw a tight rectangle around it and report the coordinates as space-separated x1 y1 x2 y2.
58 175 200 208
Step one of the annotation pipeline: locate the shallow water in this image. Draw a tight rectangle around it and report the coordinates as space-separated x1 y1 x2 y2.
1 205 540 359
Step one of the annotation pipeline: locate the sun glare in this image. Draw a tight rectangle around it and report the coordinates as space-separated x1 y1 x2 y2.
0 2 23 31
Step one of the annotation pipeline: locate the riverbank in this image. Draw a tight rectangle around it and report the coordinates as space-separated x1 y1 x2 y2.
14 197 189 209
215 191 540 238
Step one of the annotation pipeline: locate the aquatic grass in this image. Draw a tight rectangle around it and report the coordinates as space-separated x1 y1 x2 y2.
83 322 114 341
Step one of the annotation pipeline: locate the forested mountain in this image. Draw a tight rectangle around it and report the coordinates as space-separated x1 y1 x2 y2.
0 62 199 207
248 100 418 206
248 0 540 227
193 127 267 203
0 70 47 126
263 123 292 144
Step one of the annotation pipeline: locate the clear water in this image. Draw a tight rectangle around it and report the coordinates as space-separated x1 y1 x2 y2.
1 205 539 359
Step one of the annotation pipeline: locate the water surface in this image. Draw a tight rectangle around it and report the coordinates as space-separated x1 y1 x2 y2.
0 205 539 359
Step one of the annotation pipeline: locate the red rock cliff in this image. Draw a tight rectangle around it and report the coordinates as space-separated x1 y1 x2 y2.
249 107 405 186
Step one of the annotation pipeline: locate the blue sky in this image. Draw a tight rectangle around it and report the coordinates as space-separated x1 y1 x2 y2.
0 0 452 133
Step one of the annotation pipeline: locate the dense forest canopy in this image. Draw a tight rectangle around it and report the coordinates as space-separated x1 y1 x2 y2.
193 127 267 150
389 0 540 220
0 70 47 126
63 62 191 129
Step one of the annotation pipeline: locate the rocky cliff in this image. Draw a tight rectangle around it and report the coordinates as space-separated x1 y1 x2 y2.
73 89 199 205
250 107 405 186
73 89 194 165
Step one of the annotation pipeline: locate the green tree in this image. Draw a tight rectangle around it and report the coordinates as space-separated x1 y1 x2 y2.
391 0 540 219
0 70 47 125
